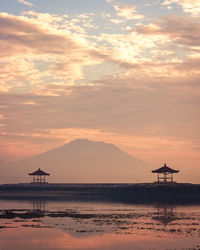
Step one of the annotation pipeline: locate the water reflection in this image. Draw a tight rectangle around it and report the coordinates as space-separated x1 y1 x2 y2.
1 200 200 250
152 204 177 227
32 200 46 213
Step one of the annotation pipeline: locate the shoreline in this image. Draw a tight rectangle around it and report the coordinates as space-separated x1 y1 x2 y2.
0 182 200 204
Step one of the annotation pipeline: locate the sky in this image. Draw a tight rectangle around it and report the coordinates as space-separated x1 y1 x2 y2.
0 0 200 182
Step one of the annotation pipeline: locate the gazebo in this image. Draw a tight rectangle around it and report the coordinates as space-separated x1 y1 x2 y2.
29 168 50 184
152 163 179 183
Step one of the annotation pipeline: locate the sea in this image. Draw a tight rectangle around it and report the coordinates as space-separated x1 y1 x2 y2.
0 199 200 250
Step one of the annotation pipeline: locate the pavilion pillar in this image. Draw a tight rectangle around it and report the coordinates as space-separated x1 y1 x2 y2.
164 173 167 182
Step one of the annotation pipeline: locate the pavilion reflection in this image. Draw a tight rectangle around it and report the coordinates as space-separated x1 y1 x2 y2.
31 200 46 212
152 204 177 226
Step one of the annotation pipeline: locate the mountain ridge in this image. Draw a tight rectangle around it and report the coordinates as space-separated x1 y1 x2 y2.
1 139 152 183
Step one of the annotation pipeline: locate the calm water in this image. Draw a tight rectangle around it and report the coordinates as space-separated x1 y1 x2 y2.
0 200 200 250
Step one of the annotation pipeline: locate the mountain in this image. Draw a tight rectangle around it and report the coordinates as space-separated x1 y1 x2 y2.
0 159 19 183
1 139 152 183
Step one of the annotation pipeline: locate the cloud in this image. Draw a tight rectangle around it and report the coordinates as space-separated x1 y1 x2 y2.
0 13 80 56
2 11 199 95
0 69 199 138
18 0 33 7
162 0 200 16
0 11 199 98
136 15 200 47
107 1 144 20
0 12 103 93
92 20 200 78
0 4 199 181
0 72 199 167
114 3 144 20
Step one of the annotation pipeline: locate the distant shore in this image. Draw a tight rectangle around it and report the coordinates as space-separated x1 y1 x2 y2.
1 182 200 204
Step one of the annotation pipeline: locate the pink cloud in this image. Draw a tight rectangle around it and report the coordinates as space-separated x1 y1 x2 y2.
18 0 33 7
137 15 200 47
0 12 102 91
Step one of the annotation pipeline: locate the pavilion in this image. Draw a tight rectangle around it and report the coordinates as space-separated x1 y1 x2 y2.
152 163 179 183
29 168 50 184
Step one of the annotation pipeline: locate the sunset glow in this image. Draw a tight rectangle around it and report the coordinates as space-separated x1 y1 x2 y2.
0 0 200 182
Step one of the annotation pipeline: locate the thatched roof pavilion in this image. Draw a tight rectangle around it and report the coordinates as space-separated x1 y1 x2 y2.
29 168 50 184
152 163 179 183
